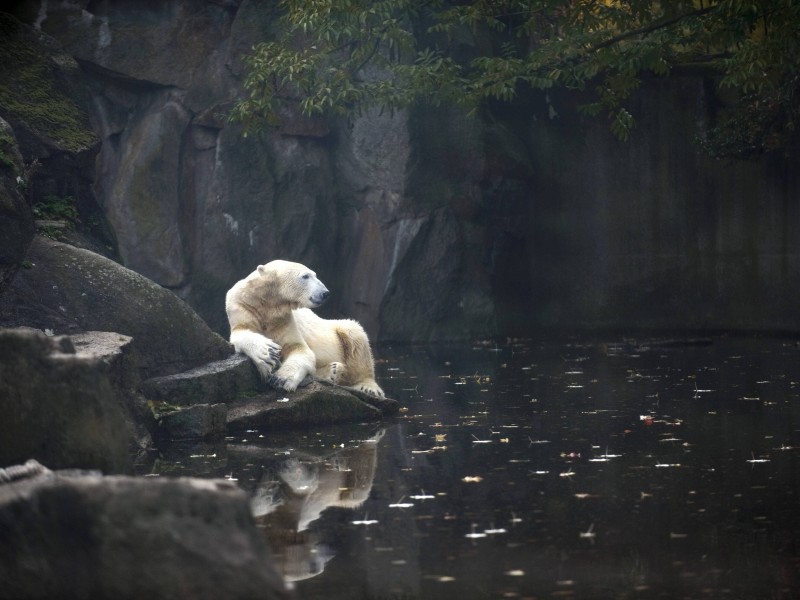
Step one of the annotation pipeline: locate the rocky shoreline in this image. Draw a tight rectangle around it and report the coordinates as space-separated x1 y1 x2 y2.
0 233 397 598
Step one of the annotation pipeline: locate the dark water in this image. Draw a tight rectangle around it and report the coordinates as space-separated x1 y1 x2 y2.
139 336 800 599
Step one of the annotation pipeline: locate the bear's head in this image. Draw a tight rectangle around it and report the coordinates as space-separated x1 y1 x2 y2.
256 260 330 309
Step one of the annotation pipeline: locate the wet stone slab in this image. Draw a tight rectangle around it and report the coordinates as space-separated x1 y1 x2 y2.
140 353 259 406
227 381 398 431
142 353 399 439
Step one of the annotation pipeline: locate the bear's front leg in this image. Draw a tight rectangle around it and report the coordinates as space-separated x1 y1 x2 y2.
230 330 282 380
268 350 316 393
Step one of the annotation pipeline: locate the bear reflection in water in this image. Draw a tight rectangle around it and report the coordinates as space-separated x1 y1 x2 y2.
250 431 383 582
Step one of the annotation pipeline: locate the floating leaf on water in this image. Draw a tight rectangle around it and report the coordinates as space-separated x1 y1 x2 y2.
579 523 596 539
462 476 483 483
465 523 487 539
528 437 550 445
599 452 622 458
484 526 507 534
409 491 435 500
747 453 770 463
505 569 525 577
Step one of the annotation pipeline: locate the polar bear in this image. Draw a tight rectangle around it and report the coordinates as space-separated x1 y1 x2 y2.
225 259 385 397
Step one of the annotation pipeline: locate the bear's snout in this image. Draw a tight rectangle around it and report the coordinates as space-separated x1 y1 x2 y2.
310 289 330 307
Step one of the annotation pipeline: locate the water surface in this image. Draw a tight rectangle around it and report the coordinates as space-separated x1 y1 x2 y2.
141 336 800 599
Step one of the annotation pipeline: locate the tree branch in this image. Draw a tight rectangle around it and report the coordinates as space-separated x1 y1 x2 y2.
590 5 719 52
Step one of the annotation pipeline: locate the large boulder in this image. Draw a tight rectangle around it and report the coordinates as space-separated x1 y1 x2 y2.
0 464 291 600
0 236 231 378
0 328 133 473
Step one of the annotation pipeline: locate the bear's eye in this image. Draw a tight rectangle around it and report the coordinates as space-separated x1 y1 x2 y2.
301 273 311 280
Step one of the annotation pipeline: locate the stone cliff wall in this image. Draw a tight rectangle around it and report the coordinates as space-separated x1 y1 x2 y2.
3 1 798 341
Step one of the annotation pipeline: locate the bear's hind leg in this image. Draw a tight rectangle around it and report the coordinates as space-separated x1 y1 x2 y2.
317 361 345 384
334 324 385 398
351 379 385 398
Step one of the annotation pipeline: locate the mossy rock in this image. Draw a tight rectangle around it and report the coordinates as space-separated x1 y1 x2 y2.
0 13 96 153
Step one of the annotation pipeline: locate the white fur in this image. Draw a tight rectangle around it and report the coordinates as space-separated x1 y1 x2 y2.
226 260 385 397
229 329 281 380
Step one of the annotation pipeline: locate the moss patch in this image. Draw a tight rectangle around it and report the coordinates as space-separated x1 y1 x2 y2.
0 14 95 152
0 125 19 171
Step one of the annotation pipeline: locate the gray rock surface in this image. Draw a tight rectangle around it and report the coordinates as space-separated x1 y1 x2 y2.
155 403 229 441
0 236 231 378
141 353 259 406
227 380 397 431
0 117 33 293
0 466 291 600
0 327 133 473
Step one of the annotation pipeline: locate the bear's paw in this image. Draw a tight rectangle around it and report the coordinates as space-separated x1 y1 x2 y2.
267 373 297 393
353 380 385 398
319 361 344 384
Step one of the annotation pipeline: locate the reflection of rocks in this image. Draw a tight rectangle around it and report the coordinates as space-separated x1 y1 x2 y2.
251 432 384 582
0 461 291 600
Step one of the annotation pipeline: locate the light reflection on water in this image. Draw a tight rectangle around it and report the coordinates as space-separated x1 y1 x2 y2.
141 336 800 599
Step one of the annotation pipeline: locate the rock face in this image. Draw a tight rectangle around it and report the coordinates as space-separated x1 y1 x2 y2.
0 328 134 473
0 117 34 293
0 466 291 600
2 1 496 342
2 2 799 341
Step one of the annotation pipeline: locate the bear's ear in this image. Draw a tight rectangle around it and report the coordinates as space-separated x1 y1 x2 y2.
256 264 279 291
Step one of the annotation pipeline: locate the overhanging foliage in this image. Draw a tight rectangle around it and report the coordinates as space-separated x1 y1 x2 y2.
230 0 800 158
